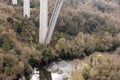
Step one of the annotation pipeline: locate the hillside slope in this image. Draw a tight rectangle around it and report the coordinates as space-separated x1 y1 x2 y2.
0 0 120 80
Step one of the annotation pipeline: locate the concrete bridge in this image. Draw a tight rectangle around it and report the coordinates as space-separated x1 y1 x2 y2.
12 0 64 46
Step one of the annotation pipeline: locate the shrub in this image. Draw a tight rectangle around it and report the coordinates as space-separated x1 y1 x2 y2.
113 33 120 48
71 70 84 80
14 25 22 34
55 38 67 51
2 43 11 52
42 48 55 63
17 61 25 73
115 47 120 55
8 49 16 55
0 34 11 44
7 17 14 24
84 34 96 54
0 37 3 47
93 1 107 12
28 36 33 45
0 18 5 24
96 41 107 51
18 0 23 5
55 38 74 57
30 1 36 8
13 21 24 34
0 53 4 67
28 51 41 66
2 54 18 76
81 53 120 80
96 32 113 51
4 54 18 67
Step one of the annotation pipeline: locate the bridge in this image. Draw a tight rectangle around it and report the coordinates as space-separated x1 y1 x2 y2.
12 0 64 46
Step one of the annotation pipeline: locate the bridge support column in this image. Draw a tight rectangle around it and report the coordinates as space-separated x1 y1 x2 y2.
44 0 64 45
23 0 30 17
39 0 48 44
12 0 17 5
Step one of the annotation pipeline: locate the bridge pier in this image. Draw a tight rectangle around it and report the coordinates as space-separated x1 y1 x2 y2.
39 0 48 44
11 0 63 45
44 0 64 46
23 0 30 17
12 0 17 5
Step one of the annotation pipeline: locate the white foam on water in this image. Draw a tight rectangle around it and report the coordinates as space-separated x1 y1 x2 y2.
12 0 17 5
47 60 74 73
52 72 68 80
30 69 39 80
21 60 80 80
51 73 63 80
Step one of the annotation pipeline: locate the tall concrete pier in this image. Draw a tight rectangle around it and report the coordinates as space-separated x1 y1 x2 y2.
39 0 48 44
23 0 30 17
45 0 64 45
12 0 17 5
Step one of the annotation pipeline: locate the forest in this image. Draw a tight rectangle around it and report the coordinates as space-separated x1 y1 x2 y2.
0 0 120 80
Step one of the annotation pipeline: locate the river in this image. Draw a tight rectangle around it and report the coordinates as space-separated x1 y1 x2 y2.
20 60 81 80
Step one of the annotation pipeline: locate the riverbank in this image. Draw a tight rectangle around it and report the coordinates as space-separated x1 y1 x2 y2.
19 48 120 80
70 51 120 80
0 0 120 80
0 31 120 80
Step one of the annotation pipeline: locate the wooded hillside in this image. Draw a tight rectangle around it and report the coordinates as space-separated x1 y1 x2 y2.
0 0 120 80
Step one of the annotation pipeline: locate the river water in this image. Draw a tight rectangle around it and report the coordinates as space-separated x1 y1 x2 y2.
20 60 81 80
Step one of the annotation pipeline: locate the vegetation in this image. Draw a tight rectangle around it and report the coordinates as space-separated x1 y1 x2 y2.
71 51 120 80
0 0 120 80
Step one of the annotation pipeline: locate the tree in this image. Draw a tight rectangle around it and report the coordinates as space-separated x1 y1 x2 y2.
2 43 11 52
